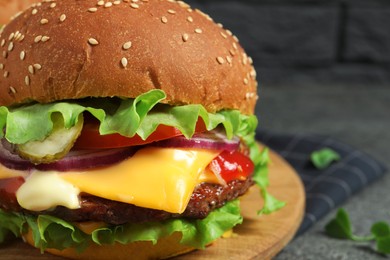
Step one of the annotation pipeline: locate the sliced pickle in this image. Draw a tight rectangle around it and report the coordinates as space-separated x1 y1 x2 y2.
17 113 84 164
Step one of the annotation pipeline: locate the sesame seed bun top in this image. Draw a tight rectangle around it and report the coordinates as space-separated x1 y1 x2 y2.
0 0 258 114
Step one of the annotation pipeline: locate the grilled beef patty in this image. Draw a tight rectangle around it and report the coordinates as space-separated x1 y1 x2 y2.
1 178 253 225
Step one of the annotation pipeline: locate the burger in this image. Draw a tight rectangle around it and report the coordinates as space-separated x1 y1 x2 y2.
0 0 284 259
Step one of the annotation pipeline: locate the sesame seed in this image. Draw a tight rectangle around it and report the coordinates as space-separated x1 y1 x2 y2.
1 39 5 47
233 35 239 42
245 92 255 100
217 23 223 28
60 14 67 22
194 28 202 34
0 64 3 70
105 2 112 7
40 18 49 24
114 0 121 5
232 42 238 50
50 2 56 8
41 36 50 42
182 33 189 42
229 50 236 56
178 1 190 8
220 32 227 39
8 33 15 41
18 35 25 42
20 51 26 60
14 31 21 40
167 9 176 14
25 75 30 86
97 1 105 6
161 16 168 24
9 87 16 94
88 7 98 12
37 3 42 7
250 69 256 78
121 57 128 68
34 35 43 43
32 9 38 15
33 64 42 70
196 9 211 20
130 3 139 8
216 57 225 64
226 56 232 64
226 30 232 36
132 0 139 2
88 38 99 45
248 57 253 64
3 71 9 78
2 51 8 58
123 41 132 50
243 78 248 85
28 65 35 74
8 42 14 51
187 16 193 23
242 53 248 65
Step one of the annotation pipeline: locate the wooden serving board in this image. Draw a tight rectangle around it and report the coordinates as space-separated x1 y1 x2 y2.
0 150 305 260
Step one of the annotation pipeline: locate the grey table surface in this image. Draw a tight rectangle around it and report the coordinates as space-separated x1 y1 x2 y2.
255 84 390 259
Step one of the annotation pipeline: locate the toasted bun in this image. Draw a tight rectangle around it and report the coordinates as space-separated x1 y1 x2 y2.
0 0 257 114
0 0 37 24
23 229 198 260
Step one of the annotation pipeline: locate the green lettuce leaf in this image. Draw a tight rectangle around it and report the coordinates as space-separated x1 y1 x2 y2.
0 200 242 252
251 147 286 215
0 90 253 144
0 210 27 243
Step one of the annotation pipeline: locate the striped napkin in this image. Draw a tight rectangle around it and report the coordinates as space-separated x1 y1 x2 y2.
256 131 387 235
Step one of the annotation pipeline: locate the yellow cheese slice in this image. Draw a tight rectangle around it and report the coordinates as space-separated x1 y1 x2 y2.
61 147 220 214
0 164 27 179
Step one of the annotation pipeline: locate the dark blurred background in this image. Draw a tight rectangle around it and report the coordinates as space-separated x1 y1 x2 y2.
187 0 390 86
185 1 390 259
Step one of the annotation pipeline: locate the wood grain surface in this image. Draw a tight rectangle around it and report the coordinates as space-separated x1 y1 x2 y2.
0 150 305 259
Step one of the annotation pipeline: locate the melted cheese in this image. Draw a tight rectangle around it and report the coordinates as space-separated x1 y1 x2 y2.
0 147 220 214
61 147 220 214
16 171 80 211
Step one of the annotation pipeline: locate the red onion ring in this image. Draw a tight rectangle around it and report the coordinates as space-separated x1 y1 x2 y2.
0 139 34 171
0 139 136 172
153 130 240 151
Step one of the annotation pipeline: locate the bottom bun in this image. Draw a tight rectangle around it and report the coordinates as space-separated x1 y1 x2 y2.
23 229 197 260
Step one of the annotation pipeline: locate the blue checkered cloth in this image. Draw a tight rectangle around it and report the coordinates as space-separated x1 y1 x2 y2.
256 131 388 235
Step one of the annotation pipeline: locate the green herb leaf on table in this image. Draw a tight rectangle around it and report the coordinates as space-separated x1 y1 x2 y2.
371 222 390 238
311 148 341 170
376 236 390 254
325 208 353 240
325 208 390 255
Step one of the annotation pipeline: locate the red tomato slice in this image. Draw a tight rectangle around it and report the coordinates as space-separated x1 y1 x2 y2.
0 176 25 194
0 177 25 208
74 118 207 149
208 150 254 183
